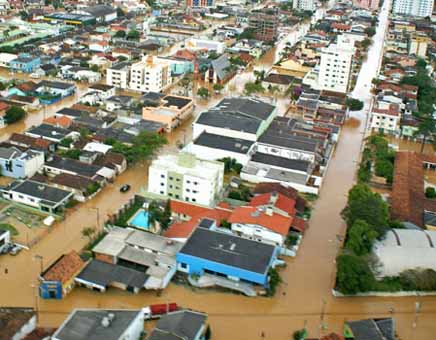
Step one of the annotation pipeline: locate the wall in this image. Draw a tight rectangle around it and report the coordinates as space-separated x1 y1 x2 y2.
12 315 36 340
231 223 284 246
187 143 250 165
120 312 144 340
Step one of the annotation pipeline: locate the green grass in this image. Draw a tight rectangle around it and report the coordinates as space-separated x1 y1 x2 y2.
0 223 18 236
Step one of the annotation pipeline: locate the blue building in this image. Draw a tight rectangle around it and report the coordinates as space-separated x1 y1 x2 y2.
39 251 85 299
10 54 41 73
176 227 278 287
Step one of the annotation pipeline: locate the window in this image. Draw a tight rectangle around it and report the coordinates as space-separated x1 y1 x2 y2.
160 174 165 178
169 176 173 180
169 193 173 197
175 195 180 199
192 198 196 202
160 191 164 194
160 183 164 186
186 189 191 192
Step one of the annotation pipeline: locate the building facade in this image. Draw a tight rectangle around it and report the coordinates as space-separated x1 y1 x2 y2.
293 0 315 11
392 0 434 17
319 38 355 93
248 14 278 42
106 62 130 89
129 56 171 93
352 0 380 10
186 0 214 7
148 153 224 207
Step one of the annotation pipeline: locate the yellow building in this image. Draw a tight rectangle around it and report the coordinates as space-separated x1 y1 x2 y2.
272 58 311 78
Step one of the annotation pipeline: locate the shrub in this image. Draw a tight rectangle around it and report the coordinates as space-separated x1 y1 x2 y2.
399 269 436 291
425 187 436 199
4 106 26 124
336 254 375 294
346 98 364 111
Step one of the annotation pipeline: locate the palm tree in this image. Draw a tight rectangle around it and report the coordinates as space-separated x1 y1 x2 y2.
415 114 436 153
253 69 266 83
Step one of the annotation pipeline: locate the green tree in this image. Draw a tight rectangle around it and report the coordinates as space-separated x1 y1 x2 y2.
4 106 26 124
63 149 81 160
346 98 364 111
237 28 255 40
414 115 436 153
374 158 394 183
267 267 281 296
253 69 266 83
425 187 436 199
127 30 140 41
197 87 210 99
346 219 378 256
213 83 224 93
90 65 100 73
244 82 264 95
81 226 96 242
365 26 376 37
293 329 307 340
342 184 389 237
60 137 73 148
336 254 375 294
160 199 172 231
114 30 126 38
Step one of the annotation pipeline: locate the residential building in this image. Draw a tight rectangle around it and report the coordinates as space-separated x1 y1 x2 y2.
193 98 277 142
43 157 114 181
176 227 279 288
185 38 226 53
148 153 224 207
186 0 214 7
408 33 430 57
293 0 315 11
142 95 194 131
106 61 131 89
35 80 76 98
129 56 171 93
149 310 208 340
76 5 117 22
352 0 380 10
39 251 86 299
0 228 10 253
344 318 395 340
370 104 401 135
0 147 44 179
25 124 78 143
10 54 40 73
0 308 37 340
319 38 355 93
52 309 144 340
392 0 434 17
0 52 18 68
248 13 278 42
1 180 73 214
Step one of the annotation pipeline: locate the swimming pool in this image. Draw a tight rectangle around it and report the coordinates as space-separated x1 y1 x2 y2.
129 209 150 230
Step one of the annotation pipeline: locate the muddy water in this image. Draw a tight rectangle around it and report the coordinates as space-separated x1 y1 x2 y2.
2 2 436 338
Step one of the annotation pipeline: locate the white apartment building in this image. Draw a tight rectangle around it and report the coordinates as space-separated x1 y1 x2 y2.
148 153 224 207
370 104 401 136
293 0 315 11
392 0 434 17
106 61 130 89
129 55 171 93
318 37 355 93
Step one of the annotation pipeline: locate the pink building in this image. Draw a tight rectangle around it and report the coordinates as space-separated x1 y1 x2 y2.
353 0 380 10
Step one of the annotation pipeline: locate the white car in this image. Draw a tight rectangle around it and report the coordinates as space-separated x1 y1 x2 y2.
30 73 41 79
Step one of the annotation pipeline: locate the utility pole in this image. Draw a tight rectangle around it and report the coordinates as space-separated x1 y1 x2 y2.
411 301 421 340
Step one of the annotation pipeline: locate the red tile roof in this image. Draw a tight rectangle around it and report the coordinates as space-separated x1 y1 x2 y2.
44 115 72 128
42 251 85 284
292 217 306 233
228 206 292 236
249 192 296 216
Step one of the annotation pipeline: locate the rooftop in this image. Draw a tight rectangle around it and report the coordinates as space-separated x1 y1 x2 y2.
8 180 72 206
0 308 35 340
150 310 207 340
52 309 142 340
193 132 254 154
179 227 276 274
41 251 85 283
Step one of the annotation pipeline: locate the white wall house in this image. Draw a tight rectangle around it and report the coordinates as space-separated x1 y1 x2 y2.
0 147 44 179
106 62 130 89
231 222 285 246
148 153 224 207
129 56 171 93
318 37 355 93
370 107 401 136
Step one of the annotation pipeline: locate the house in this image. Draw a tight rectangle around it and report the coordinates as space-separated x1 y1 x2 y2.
0 52 18 68
142 95 194 132
0 228 11 253
77 5 117 22
43 157 114 181
52 309 144 340
262 73 296 92
86 84 116 102
177 227 279 288
185 132 255 166
0 147 44 179
35 80 76 98
51 173 101 202
193 98 276 142
370 104 401 136
74 259 148 294
25 124 78 143
43 116 73 129
148 153 224 207
9 133 56 154
344 318 395 340
106 61 131 89
39 251 86 299
10 54 41 73
1 180 73 214
149 310 208 340
0 308 37 340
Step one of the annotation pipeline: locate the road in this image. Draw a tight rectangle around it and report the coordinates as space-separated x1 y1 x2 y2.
1 1 436 339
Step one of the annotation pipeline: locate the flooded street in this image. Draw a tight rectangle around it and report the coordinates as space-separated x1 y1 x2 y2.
1 1 436 338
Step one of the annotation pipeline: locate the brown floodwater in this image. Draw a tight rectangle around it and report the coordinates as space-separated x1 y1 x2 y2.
2 2 436 338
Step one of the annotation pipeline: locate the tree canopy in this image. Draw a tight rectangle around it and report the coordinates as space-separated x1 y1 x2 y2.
4 106 26 124
336 254 375 294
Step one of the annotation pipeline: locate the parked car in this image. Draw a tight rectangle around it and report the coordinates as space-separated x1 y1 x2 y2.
9 245 22 256
120 184 131 193
30 73 41 79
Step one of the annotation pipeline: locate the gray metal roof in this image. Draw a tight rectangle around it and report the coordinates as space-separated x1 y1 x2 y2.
0 146 22 160
179 227 276 274
196 111 261 134
76 259 148 288
346 318 394 340
53 309 142 340
250 152 311 172
45 157 102 179
26 124 71 140
210 54 231 80
194 132 254 154
151 310 207 340
9 180 72 205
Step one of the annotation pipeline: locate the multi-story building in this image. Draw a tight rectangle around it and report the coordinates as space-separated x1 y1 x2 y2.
352 0 380 10
318 38 355 93
129 55 171 93
106 61 130 89
408 33 430 58
293 0 315 11
186 0 213 7
248 14 278 42
392 0 434 17
370 103 401 136
148 152 224 207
